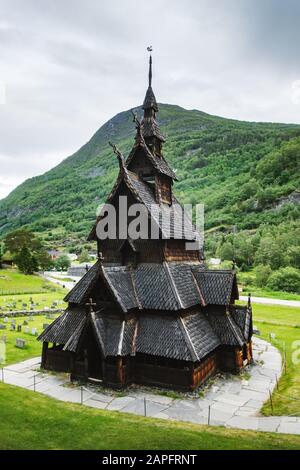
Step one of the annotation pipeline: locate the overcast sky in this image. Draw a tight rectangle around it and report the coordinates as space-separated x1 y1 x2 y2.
0 0 300 199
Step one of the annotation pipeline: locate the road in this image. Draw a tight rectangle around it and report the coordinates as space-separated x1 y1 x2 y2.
240 295 300 308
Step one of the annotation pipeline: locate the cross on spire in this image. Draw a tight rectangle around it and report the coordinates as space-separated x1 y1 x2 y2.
85 297 97 314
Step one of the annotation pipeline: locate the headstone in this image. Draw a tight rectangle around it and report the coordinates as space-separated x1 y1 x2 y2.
17 324 22 332
270 333 276 340
11 319 16 324
4 317 9 323
10 323 16 331
43 324 50 330
0 324 6 330
29 314 34 322
16 338 26 349
24 326 30 334
23 320 28 326
31 328 38 336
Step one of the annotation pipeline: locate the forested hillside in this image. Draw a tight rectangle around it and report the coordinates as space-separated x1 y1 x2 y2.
0 104 299 258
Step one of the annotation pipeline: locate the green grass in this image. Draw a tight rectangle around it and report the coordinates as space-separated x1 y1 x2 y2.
252 304 300 416
253 304 300 327
0 268 67 313
244 288 300 301
0 383 299 450
0 314 59 365
0 269 58 295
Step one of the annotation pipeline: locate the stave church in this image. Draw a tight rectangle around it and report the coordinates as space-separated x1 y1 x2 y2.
38 53 253 390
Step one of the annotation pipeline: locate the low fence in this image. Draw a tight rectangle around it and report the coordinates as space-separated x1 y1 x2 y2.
0 308 64 318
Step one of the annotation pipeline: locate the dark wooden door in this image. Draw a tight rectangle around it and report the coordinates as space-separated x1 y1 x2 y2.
86 335 103 380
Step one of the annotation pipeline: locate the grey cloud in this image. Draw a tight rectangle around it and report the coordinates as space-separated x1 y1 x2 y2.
0 0 299 199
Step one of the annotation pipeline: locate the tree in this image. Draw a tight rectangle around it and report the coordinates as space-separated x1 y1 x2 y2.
267 267 300 294
3 228 52 272
4 228 42 254
36 249 54 271
55 255 71 271
14 246 38 275
78 249 90 263
287 246 300 269
254 264 272 288
217 241 234 261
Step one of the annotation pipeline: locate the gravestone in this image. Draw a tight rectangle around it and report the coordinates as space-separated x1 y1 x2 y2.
31 328 38 336
4 317 9 323
16 338 26 349
23 320 28 326
17 324 22 332
24 326 30 334
0 324 6 330
29 314 34 322
10 323 16 331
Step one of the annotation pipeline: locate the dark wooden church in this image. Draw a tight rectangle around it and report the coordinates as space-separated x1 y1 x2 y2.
39 54 253 390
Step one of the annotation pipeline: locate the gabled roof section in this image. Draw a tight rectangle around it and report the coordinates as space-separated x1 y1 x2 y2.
88 164 198 242
142 116 165 142
37 306 86 346
64 261 101 303
192 269 238 306
230 305 252 341
126 135 175 179
206 309 246 347
90 309 220 362
62 263 240 313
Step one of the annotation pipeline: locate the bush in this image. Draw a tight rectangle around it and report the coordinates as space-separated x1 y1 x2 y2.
267 267 300 293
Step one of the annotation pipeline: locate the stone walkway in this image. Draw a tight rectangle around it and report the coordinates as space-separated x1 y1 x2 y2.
2 337 300 435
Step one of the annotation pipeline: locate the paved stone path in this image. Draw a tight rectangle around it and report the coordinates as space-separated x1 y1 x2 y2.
2 337 300 435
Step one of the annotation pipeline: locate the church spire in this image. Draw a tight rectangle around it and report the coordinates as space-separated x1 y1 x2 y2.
148 49 152 87
142 47 165 146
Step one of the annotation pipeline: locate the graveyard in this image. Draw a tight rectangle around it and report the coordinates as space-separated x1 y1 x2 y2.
0 313 60 365
0 268 67 313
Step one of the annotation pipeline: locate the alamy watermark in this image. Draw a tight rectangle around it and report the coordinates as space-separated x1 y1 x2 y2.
95 197 204 251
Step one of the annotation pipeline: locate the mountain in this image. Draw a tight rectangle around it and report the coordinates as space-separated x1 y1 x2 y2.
0 103 300 251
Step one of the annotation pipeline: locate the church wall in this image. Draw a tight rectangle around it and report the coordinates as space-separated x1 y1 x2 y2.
163 239 200 262
42 343 72 373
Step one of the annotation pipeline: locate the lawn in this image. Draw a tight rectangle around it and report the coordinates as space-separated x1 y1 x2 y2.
252 303 300 416
0 314 60 365
0 383 299 450
0 268 61 295
253 304 300 327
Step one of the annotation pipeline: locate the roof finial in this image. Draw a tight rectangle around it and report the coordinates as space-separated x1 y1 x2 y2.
131 109 143 143
109 141 126 172
147 46 153 87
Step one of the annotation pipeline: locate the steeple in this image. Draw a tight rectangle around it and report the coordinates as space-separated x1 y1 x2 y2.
141 48 165 149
